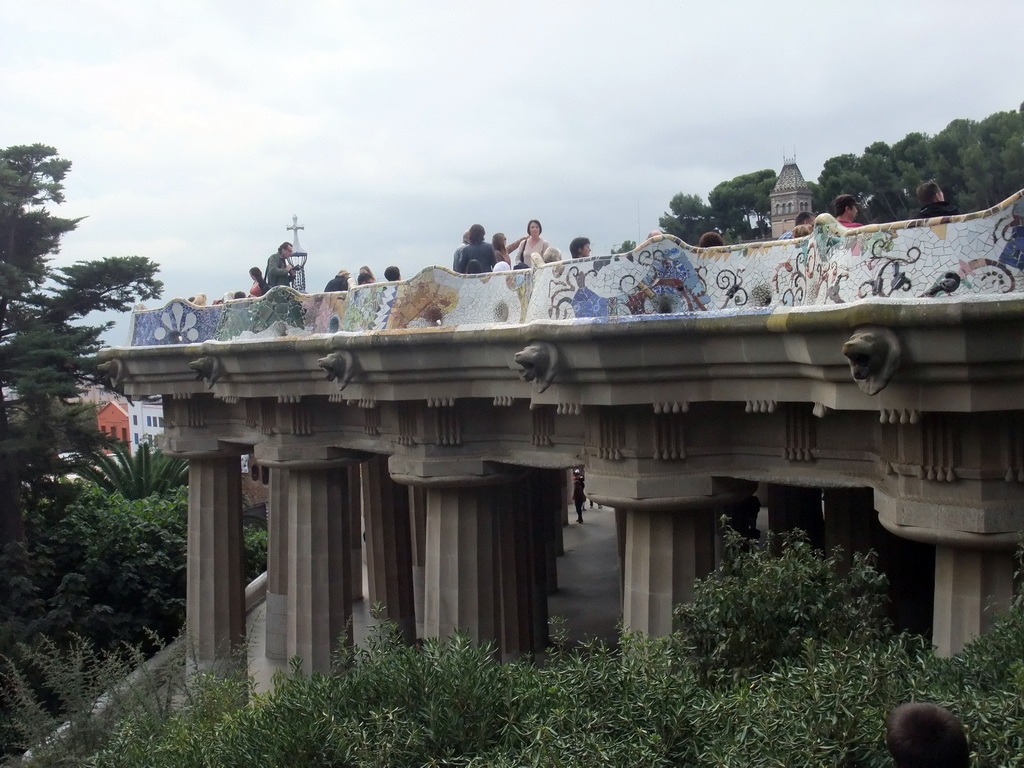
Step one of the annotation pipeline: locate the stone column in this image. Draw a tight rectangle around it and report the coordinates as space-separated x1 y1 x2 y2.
533 469 562 590
621 506 716 636
766 483 824 550
933 547 1015 657
361 454 416 643
876 495 1019 657
822 487 878 575
347 464 363 601
410 486 428 640
392 468 535 656
186 453 245 672
519 478 549 653
587 474 756 638
614 507 627 602
421 483 500 643
265 467 289 660
496 480 535 661
283 460 358 674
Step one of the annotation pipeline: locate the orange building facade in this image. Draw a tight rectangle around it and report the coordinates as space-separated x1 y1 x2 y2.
96 401 130 444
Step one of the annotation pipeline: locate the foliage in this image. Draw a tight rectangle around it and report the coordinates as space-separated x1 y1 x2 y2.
612 240 636 254
73 536 1024 767
660 170 776 243
0 635 184 767
0 143 163 546
663 105 1024 236
0 484 268 656
0 486 189 653
707 168 777 240
0 483 267 760
77 443 187 501
812 110 1024 222
659 191 712 245
674 528 891 684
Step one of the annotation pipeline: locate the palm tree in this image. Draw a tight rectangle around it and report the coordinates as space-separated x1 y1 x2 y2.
78 441 188 500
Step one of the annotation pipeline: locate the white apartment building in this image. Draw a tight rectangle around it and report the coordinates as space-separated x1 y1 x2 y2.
127 396 165 453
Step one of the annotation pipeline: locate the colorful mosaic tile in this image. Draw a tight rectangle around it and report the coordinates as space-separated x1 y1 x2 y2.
122 190 1024 347
129 299 222 346
213 287 346 340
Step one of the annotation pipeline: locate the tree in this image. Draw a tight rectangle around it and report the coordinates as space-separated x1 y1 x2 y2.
0 144 163 545
659 192 711 245
612 240 636 254
78 442 187 501
959 110 1024 211
813 153 869 216
707 169 777 240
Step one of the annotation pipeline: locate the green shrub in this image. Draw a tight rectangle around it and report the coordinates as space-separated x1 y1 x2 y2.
18 527 1024 767
674 528 891 684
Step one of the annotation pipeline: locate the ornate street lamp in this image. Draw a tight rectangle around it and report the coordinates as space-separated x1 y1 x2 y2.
286 214 308 292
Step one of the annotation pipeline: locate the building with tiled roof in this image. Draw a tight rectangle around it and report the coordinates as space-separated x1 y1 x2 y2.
769 159 813 238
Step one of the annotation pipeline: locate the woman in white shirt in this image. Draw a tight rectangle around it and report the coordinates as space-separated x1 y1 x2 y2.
508 220 549 267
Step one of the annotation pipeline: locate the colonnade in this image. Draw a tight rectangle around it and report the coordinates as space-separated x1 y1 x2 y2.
183 450 1018 674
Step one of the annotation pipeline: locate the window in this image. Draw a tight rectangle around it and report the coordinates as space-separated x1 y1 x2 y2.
133 415 138 425
121 428 127 441
146 416 152 426
158 417 164 427
134 434 139 445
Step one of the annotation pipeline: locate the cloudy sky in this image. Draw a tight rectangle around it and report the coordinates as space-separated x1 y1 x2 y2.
3 0 1020 344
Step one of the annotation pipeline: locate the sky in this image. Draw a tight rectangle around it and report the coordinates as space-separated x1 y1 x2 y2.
2 0 1021 345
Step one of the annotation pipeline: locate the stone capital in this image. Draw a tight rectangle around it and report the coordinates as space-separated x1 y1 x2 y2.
162 438 247 459
586 473 757 511
389 455 524 488
875 491 1024 543
253 445 372 468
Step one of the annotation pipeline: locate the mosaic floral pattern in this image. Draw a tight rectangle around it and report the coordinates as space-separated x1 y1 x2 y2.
123 191 1024 348
130 299 222 346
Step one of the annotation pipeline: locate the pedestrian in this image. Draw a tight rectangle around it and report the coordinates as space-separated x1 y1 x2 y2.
249 266 270 296
572 469 586 523
324 270 350 292
266 242 297 287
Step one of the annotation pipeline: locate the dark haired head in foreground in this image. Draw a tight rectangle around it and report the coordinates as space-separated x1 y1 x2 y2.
885 703 968 768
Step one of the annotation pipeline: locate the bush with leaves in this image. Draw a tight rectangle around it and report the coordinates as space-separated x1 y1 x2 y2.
674 528 891 684
18 532 1022 767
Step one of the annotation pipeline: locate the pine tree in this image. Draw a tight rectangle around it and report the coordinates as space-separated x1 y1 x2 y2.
0 144 163 544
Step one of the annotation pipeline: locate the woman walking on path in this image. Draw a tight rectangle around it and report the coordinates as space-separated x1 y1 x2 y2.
572 469 586 523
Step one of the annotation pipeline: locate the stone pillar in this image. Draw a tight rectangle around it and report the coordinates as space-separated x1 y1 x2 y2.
360 454 416 643
391 466 537 657
933 547 1015 657
767 483 824 550
876 494 1019 656
285 461 356 674
420 483 501 642
186 453 245 671
410 486 427 640
622 506 716 636
265 467 289 660
586 474 756 638
496 480 535 661
533 469 562 590
519 478 549 653
614 507 627 603
347 464 363 601
822 487 877 575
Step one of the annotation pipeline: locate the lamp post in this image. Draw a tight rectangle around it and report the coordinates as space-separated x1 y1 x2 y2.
286 214 308 292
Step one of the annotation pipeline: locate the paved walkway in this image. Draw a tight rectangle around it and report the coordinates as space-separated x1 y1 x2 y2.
248 503 621 691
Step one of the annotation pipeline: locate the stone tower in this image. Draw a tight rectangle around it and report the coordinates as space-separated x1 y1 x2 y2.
770 159 813 238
